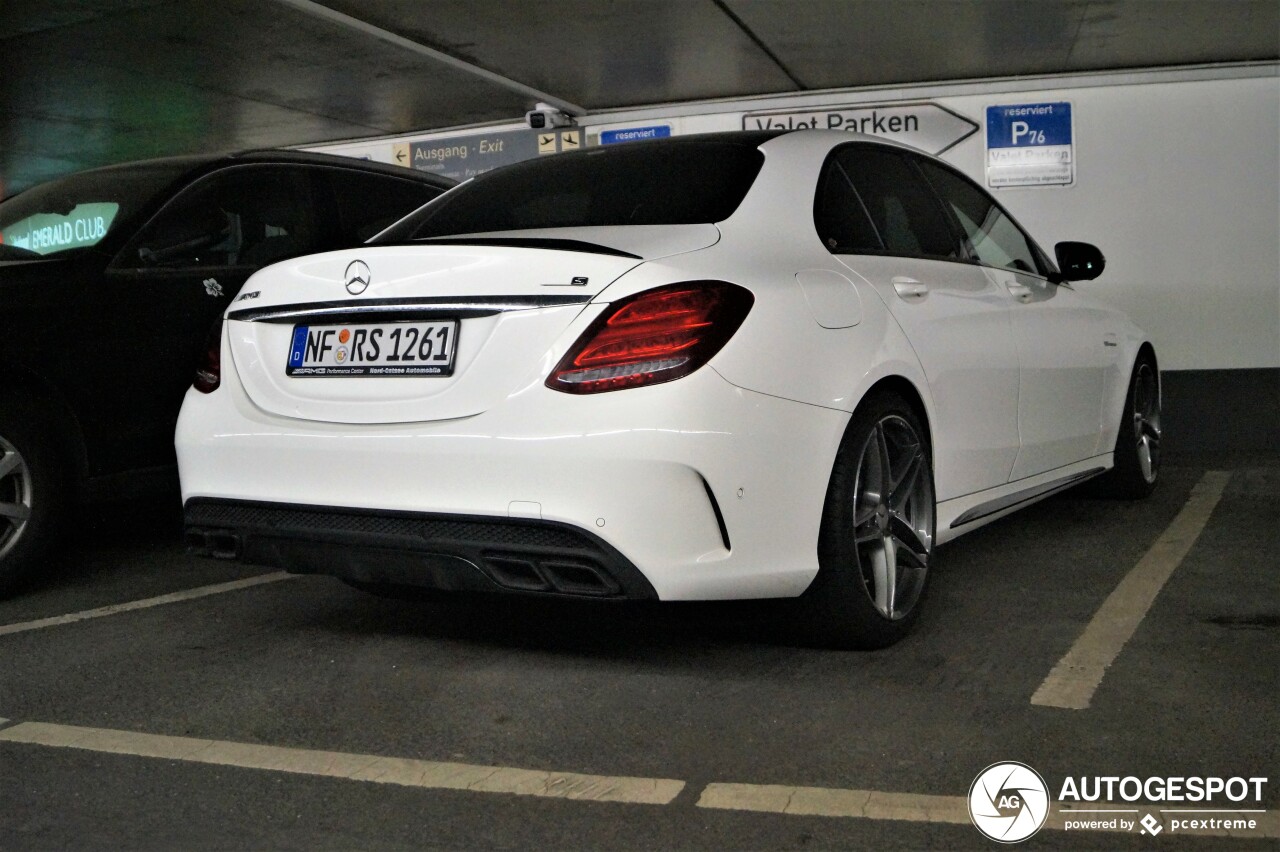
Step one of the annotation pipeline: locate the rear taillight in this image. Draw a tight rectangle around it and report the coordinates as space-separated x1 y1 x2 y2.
194 319 222 394
546 282 753 394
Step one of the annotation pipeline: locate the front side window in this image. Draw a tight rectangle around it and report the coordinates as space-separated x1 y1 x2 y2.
0 164 186 259
917 160 1042 275
122 166 316 269
375 141 766 242
835 147 961 260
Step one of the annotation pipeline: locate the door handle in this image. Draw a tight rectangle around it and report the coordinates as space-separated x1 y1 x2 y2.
1006 282 1033 299
892 277 929 299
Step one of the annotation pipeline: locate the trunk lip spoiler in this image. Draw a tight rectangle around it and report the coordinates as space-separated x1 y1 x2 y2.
397 236 643 259
228 294 593 324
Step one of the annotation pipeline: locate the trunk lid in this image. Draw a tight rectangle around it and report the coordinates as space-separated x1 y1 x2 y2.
225 226 717 424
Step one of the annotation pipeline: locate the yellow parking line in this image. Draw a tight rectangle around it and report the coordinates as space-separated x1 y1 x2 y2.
1031 471 1232 710
0 722 684 805
0 573 298 637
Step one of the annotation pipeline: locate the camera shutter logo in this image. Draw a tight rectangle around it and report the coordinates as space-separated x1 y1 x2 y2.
969 762 1050 843
345 260 371 295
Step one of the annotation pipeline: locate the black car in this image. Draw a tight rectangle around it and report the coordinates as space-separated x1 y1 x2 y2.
0 151 454 593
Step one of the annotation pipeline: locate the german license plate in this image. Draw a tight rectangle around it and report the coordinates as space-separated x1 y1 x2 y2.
286 321 458 377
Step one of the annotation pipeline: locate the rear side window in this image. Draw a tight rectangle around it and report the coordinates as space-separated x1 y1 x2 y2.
836 147 961 260
321 170 445 242
813 158 883 253
376 142 765 241
917 160 1043 275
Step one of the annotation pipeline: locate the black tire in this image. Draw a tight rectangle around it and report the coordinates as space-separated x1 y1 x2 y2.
798 391 936 649
0 398 69 597
1093 354 1161 499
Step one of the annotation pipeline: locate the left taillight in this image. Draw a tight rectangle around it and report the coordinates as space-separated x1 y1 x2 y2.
194 319 222 394
546 281 753 394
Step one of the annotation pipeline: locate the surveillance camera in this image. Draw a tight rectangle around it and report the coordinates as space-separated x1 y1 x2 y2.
526 103 574 130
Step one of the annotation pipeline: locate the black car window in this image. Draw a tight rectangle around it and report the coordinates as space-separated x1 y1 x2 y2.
835 146 961 260
375 141 765 242
0 164 187 259
122 166 317 269
917 159 1043 275
320 169 447 242
813 157 883 254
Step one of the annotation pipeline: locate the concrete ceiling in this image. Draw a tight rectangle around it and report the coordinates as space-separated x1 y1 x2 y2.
2 0 1276 194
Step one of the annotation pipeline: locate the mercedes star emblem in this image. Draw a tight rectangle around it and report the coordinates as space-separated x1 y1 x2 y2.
345 259 371 295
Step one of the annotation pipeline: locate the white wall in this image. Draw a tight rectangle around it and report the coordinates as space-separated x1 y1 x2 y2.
308 67 1280 371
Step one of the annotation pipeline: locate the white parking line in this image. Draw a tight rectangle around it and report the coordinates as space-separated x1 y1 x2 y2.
0 573 298 637
698 783 1279 838
1 719 1273 839
0 721 684 805
1031 470 1232 710
699 782 969 824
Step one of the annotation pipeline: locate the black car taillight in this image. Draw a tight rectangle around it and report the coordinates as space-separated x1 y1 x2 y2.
194 319 223 394
546 282 753 394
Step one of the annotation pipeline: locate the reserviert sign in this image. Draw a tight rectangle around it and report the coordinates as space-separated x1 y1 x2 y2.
985 102 1075 188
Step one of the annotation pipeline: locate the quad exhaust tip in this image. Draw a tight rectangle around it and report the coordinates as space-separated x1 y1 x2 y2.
186 528 242 560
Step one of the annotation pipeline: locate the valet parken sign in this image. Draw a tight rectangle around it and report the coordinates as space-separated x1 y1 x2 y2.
742 102 979 155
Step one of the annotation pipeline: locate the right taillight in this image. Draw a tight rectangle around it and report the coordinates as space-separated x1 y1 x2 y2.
193 319 222 394
546 281 753 394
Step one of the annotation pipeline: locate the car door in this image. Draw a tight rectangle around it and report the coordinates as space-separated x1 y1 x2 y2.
84 165 319 474
821 144 1021 501
915 160 1111 480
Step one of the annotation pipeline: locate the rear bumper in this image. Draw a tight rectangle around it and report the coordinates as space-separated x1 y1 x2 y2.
185 498 658 599
176 364 849 600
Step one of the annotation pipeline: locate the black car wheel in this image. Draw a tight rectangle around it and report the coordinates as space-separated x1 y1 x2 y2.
1094 355 1161 499
800 391 936 649
0 400 67 596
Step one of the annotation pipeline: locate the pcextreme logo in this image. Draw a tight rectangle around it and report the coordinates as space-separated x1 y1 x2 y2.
969 762 1050 843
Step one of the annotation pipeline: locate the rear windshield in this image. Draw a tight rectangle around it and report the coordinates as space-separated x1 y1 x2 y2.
375 141 765 242
0 164 186 259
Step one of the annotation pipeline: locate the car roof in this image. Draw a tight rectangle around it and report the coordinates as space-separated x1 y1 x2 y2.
42 149 456 189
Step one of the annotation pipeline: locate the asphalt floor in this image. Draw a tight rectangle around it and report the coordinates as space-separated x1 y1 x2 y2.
0 455 1276 851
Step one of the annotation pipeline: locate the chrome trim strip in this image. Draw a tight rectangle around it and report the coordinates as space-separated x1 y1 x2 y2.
229 295 592 323
949 467 1106 528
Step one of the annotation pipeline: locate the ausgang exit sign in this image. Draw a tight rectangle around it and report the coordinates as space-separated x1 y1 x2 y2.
985 102 1074 188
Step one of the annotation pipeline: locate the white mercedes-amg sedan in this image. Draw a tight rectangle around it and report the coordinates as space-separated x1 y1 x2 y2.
177 130 1161 648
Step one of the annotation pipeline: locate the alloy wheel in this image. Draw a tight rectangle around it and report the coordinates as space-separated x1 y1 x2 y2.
851 415 934 620
1133 363 1162 484
0 435 33 560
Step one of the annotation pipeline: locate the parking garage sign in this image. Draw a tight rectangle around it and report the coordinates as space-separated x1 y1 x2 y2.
986 102 1074 188
397 130 540 181
743 103 978 155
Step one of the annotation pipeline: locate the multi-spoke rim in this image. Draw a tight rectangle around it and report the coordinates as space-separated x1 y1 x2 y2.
0 435 34 560
1133 363 1161 484
851 415 934 621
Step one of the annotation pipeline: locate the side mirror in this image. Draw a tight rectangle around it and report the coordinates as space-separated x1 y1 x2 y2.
1054 241 1105 282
